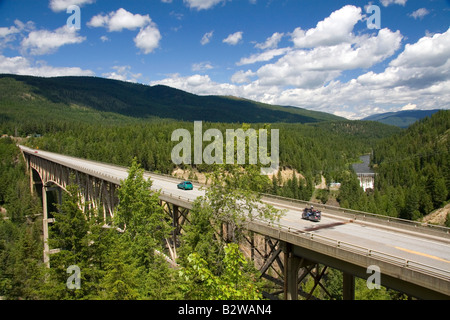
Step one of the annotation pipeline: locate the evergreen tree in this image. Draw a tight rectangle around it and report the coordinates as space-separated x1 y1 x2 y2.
47 183 97 299
101 158 180 300
97 230 142 300
432 177 448 207
114 157 172 269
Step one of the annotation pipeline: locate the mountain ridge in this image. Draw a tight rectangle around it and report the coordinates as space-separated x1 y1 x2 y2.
363 109 442 128
0 74 344 124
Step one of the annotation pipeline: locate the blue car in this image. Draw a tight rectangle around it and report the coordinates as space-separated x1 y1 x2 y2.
177 181 193 190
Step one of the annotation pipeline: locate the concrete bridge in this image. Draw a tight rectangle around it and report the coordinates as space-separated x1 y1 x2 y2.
20 145 450 300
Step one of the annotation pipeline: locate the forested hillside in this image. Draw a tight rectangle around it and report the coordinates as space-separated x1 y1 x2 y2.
339 110 450 220
0 74 343 124
363 109 442 128
0 72 405 206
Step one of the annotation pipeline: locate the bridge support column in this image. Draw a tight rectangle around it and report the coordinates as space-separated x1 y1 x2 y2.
29 166 34 195
42 185 50 268
343 272 355 300
172 205 179 246
283 243 302 300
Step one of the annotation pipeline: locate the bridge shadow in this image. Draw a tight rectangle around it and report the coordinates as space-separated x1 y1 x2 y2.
303 221 349 232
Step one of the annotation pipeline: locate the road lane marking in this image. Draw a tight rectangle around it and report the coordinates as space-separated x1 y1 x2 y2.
394 246 450 264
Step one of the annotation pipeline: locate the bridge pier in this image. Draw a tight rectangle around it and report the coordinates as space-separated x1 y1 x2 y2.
160 201 190 250
42 185 50 268
29 167 42 196
343 273 355 300
283 243 301 300
30 166 34 195
41 184 64 268
172 205 179 246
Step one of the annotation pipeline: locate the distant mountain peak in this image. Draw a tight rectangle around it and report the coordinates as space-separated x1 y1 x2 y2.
363 109 442 128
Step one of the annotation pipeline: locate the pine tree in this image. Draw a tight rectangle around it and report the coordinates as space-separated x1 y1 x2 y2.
97 230 141 300
114 157 172 269
46 183 96 299
432 177 448 208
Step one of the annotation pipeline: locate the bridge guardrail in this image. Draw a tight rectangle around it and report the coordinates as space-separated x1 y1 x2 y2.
253 218 450 282
260 193 450 236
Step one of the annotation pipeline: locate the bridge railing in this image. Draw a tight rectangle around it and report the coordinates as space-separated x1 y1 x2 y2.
253 218 450 282
260 193 450 237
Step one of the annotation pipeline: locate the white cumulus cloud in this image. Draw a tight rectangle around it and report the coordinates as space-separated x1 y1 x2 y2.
231 70 256 84
291 5 362 48
183 0 227 10
102 65 142 83
0 54 94 77
192 61 214 72
223 31 243 45
0 26 20 38
49 0 95 12
88 8 162 54
201 31 214 45
401 103 417 110
87 8 152 32
256 28 402 88
237 48 291 66
380 0 407 7
409 8 430 20
21 25 85 55
255 32 284 50
358 28 450 89
134 24 162 54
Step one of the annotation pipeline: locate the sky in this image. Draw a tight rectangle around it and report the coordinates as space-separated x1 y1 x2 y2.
0 0 449 119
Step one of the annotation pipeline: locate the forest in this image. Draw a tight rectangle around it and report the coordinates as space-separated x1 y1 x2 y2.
337 110 450 221
20 113 448 224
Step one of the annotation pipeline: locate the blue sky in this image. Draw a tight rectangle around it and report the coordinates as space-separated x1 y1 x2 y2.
0 0 449 119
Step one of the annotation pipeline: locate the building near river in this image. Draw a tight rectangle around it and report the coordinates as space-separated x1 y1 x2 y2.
352 155 375 191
